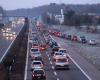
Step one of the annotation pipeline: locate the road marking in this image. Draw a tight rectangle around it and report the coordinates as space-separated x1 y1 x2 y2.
49 57 51 61
52 66 54 69
50 61 52 64
57 78 60 80
24 33 29 80
52 37 92 80
67 54 92 80
0 25 23 62
54 71 57 76
47 54 49 57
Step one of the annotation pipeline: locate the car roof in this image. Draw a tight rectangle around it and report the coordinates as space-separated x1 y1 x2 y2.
32 60 42 62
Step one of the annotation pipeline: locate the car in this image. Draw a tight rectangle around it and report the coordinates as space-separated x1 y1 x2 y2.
30 48 40 54
53 52 66 60
34 56 43 62
59 48 67 53
32 69 46 80
30 52 42 61
51 46 59 56
39 44 47 51
66 35 72 40
61 33 66 38
54 58 69 70
31 61 43 71
32 43 39 48
78 36 87 43
50 41 58 48
71 35 77 41
88 40 97 45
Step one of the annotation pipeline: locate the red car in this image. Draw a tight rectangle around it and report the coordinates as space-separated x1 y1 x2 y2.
71 35 77 41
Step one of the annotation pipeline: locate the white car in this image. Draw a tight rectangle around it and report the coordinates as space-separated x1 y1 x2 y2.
31 61 43 71
58 48 67 56
30 52 42 60
88 40 97 45
54 58 69 70
53 52 66 60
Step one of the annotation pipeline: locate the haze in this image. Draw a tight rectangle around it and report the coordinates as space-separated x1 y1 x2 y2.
0 0 100 10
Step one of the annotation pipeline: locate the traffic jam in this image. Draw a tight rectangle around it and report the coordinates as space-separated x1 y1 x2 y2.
28 22 70 80
48 28 98 45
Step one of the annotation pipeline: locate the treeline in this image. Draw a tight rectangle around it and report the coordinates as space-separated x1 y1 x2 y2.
63 10 100 26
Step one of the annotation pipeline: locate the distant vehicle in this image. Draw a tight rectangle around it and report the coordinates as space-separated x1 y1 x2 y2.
54 58 69 70
71 35 77 41
61 33 66 38
78 36 87 43
32 69 46 80
31 61 43 71
32 43 39 48
30 52 42 61
53 52 66 60
34 56 43 62
59 48 67 53
30 48 39 54
51 46 59 56
39 44 47 51
50 41 58 48
88 40 97 45
66 35 72 40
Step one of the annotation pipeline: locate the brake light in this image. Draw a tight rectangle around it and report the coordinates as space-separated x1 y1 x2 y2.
32 74 35 77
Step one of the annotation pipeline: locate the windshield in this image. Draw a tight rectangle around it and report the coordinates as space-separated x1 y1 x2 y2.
34 70 44 74
31 48 38 52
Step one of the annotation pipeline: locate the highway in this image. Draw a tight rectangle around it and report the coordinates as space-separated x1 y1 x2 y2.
25 21 89 80
0 20 24 62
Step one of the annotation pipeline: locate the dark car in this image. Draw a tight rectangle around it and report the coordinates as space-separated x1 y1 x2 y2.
78 36 87 43
32 69 46 80
50 41 58 48
51 46 59 56
66 35 72 40
61 33 66 38
71 35 77 41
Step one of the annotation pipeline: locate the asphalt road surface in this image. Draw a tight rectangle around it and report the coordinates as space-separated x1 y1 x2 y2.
0 22 24 62
25 22 89 80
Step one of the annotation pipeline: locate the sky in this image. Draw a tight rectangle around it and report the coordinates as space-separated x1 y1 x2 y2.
0 0 100 10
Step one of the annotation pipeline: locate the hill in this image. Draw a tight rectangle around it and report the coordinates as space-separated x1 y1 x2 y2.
5 3 100 17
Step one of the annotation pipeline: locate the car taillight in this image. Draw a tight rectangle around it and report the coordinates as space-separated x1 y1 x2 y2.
32 74 35 77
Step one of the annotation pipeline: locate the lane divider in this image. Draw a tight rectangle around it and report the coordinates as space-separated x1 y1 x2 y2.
52 66 54 70
53 35 92 80
24 32 29 80
54 71 57 76
67 54 92 80
57 78 60 80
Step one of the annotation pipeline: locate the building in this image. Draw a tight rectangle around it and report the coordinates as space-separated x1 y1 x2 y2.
0 6 4 23
55 9 64 24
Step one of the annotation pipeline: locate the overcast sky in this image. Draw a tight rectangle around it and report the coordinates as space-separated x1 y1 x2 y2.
0 0 100 10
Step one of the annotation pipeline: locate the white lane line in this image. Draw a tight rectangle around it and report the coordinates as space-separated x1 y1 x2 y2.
52 37 92 80
54 71 57 76
24 33 29 80
47 54 49 57
57 78 60 80
67 54 92 80
0 35 16 62
52 66 54 70
50 61 52 64
49 57 51 61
